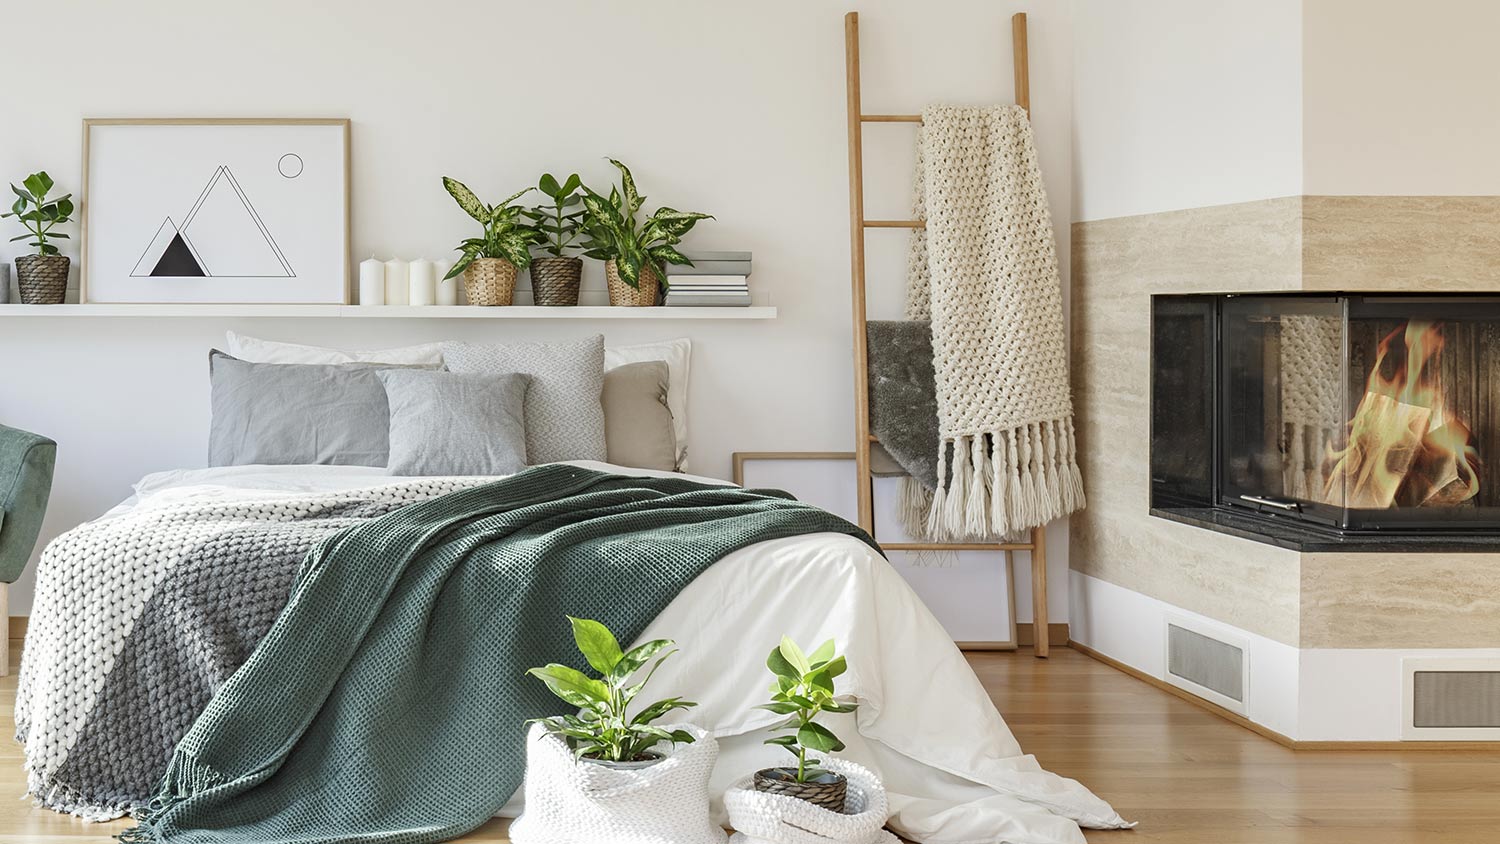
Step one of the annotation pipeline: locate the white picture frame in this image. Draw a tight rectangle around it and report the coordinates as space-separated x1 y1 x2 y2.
81 118 350 304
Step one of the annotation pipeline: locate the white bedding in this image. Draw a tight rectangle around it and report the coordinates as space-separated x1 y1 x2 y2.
110 462 1129 843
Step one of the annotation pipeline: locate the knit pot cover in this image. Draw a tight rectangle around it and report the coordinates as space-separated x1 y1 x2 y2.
726 757 899 844
605 259 659 307
509 722 727 844
463 257 516 306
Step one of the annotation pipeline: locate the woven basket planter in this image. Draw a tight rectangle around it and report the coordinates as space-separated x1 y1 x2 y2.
753 767 848 813
15 255 68 305
510 722 726 844
464 257 516 306
605 259 659 307
728 758 897 844
531 256 581 306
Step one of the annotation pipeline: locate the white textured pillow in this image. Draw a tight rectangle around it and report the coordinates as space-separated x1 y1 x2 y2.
606 338 691 469
225 331 446 366
442 336 607 464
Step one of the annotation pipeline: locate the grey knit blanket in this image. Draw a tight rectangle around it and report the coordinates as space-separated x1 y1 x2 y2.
19 466 875 842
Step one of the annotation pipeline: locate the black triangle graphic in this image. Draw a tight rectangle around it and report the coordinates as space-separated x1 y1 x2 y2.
149 233 207 277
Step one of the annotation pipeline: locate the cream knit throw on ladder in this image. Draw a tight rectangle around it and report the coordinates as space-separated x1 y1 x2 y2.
902 104 1084 541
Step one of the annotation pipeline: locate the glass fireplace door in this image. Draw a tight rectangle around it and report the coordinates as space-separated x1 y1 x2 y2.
1219 296 1350 526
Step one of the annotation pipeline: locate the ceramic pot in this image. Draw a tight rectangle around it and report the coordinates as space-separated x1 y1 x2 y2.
530 256 582 306
604 259 659 307
753 767 847 813
15 255 68 305
463 257 517 306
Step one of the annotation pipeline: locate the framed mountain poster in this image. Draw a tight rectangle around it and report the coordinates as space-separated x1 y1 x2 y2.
81 118 350 304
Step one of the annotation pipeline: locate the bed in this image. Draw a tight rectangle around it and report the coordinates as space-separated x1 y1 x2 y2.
16 460 1127 844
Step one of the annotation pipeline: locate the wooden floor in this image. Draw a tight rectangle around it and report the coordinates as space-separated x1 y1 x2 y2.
3 641 1498 842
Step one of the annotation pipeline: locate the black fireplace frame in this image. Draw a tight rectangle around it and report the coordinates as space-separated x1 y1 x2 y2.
1149 291 1500 552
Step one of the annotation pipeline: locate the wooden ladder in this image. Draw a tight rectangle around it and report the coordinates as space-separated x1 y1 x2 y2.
843 10 1050 657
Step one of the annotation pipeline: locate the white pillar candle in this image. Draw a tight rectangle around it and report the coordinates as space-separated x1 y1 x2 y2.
357 257 385 306
408 258 437 306
435 260 458 306
384 258 410 306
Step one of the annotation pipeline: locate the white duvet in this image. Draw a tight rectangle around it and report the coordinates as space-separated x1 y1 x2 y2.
110 462 1130 844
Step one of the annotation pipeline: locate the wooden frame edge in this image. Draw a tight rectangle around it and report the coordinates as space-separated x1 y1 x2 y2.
731 450 1018 650
79 117 353 306
1068 640 1500 752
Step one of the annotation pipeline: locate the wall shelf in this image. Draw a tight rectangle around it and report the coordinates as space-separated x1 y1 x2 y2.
0 304 777 320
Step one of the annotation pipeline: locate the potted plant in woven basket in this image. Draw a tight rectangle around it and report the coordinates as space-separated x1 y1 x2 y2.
522 173 585 306
754 636 858 813
514 617 726 844
441 177 541 306
4 172 73 305
580 159 712 307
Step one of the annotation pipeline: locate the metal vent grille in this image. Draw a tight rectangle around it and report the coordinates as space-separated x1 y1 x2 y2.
1413 671 1500 729
1167 623 1244 702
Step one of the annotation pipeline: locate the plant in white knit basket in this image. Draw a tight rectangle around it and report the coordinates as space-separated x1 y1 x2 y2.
526 616 697 766
752 636 858 813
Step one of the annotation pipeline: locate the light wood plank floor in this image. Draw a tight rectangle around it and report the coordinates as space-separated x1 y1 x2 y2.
3 640 1498 842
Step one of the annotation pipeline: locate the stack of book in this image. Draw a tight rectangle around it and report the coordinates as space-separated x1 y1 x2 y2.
664 251 751 307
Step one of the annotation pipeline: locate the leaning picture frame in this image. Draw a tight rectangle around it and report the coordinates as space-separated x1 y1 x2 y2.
80 118 351 304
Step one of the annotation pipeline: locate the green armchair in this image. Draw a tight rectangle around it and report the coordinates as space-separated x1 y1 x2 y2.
0 424 56 674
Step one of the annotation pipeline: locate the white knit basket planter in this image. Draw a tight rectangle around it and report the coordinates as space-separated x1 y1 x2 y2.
509 722 728 844
725 758 899 844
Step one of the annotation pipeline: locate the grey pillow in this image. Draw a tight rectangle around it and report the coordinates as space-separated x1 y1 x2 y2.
208 350 404 467
603 361 677 472
377 369 530 476
441 336 606 464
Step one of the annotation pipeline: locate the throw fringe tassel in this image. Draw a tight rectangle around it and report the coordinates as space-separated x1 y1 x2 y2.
117 753 225 843
910 419 1084 543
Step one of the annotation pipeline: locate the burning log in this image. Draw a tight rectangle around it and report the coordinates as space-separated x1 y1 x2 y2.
1324 391 1429 509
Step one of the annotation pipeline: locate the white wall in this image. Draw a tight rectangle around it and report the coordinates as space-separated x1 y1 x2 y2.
1070 0 1302 221
0 0 1075 617
1303 0 1500 194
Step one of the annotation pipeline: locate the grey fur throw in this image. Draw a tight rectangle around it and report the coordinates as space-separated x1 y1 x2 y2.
866 320 941 489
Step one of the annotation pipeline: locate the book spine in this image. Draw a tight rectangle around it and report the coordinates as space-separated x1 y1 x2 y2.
664 274 750 285
668 261 752 275
681 251 751 261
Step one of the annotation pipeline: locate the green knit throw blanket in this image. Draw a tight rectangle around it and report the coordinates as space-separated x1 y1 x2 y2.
120 465 876 844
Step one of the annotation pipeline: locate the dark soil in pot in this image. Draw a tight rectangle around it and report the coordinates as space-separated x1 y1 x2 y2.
753 767 847 813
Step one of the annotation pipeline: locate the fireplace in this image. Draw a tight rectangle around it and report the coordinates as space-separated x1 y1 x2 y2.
1150 293 1500 550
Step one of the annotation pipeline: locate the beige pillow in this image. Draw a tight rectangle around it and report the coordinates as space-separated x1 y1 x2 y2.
603 361 677 472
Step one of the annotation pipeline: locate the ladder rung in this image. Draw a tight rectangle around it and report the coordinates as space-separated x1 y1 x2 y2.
860 114 922 123
864 219 925 229
884 542 1035 552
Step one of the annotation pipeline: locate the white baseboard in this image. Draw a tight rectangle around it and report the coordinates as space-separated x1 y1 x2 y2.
1069 571 1500 742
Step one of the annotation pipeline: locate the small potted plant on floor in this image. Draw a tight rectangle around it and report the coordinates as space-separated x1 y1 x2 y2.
754 636 858 813
441 177 541 306
3 172 73 304
527 616 698 767
579 159 712 307
523 173 585 306
514 617 727 844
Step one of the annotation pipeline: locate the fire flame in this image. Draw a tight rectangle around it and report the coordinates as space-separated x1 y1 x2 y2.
1322 320 1481 509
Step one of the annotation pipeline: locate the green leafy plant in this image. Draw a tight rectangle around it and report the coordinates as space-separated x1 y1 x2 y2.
579 159 713 289
758 637 857 782
522 173 585 257
527 616 698 763
440 177 542 280
3 172 73 256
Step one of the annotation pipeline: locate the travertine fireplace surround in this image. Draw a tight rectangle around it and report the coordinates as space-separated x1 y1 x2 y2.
1071 195 1500 651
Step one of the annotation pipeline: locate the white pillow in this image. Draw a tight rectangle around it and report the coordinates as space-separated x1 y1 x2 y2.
606 339 691 470
224 331 445 366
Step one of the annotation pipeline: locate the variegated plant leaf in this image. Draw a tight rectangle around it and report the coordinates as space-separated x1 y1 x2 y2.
607 159 643 214
647 244 692 266
443 177 488 223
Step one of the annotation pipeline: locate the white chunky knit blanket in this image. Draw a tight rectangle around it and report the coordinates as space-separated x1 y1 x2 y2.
903 104 1084 540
